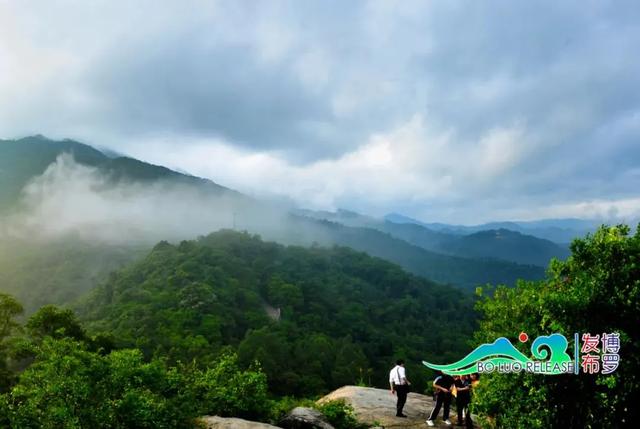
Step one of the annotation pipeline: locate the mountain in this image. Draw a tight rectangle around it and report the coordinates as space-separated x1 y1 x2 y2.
0 237 146 313
289 217 545 289
384 212 433 228
298 209 567 268
78 230 477 396
0 135 234 210
437 228 570 269
294 208 380 228
384 212 599 244
0 135 546 307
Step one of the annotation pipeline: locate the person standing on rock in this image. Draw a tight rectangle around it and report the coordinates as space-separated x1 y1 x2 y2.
426 371 454 426
389 359 411 418
454 375 473 428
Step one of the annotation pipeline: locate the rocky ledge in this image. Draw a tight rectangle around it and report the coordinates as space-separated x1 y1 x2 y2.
319 385 471 428
199 385 476 429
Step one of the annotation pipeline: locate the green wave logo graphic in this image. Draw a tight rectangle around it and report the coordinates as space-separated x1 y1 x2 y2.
531 334 572 367
423 334 573 375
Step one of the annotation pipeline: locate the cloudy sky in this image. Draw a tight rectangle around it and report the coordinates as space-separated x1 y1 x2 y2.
1 0 639 224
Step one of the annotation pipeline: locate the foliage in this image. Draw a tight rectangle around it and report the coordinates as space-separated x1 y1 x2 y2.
267 396 316 424
80 230 477 395
0 237 144 314
185 351 270 420
2 338 190 428
26 305 86 341
0 336 270 428
0 293 24 392
473 225 640 428
316 399 368 429
0 294 23 341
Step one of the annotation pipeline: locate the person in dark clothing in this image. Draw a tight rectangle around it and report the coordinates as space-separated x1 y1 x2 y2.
389 359 411 417
454 375 473 428
426 371 454 426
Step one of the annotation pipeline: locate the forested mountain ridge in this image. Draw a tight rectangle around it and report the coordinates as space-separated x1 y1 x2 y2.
0 238 146 313
0 135 235 210
0 215 545 314
438 228 570 267
0 136 547 304
300 218 546 290
1 225 636 429
385 212 599 244
78 230 477 396
295 208 568 268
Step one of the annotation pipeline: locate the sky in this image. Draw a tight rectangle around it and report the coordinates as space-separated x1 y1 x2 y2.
1 0 639 224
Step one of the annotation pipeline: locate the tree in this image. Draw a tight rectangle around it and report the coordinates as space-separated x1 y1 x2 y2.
0 293 23 392
331 338 368 387
186 351 269 420
26 305 86 342
79 230 476 396
1 338 271 428
473 225 639 428
266 275 303 311
238 327 294 395
0 293 23 342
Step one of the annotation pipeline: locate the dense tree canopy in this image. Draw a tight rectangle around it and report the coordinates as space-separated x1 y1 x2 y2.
79 230 477 395
0 303 271 428
473 225 639 428
0 238 144 313
3 222 636 428
0 293 24 392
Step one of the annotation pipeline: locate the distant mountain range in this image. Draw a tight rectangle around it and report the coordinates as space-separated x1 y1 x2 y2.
0 135 578 303
384 212 599 244
295 209 571 267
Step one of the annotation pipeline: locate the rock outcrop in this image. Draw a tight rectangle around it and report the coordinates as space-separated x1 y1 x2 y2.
279 406 334 429
199 415 282 429
319 385 472 428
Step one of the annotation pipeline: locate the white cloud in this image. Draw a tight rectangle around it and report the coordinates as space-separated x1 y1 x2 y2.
127 114 531 212
1 154 269 243
492 197 640 223
1 1 639 223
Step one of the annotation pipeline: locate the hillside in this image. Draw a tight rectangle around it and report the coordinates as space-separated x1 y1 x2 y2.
0 136 546 300
0 135 234 210
0 238 146 313
385 212 598 244
78 230 477 396
295 209 565 269
290 218 545 290
437 228 570 267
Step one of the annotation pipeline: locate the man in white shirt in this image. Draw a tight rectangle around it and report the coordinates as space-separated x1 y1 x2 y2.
389 359 411 417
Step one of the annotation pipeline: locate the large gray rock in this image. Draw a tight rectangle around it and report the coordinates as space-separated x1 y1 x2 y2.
278 407 334 429
318 385 473 428
199 415 282 429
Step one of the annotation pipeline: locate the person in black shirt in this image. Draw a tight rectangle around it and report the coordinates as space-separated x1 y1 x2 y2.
454 375 473 428
426 371 454 426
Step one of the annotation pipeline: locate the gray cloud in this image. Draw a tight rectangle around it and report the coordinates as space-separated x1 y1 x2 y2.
0 0 639 223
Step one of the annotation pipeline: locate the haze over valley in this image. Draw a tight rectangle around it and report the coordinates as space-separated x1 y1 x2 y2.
0 135 587 311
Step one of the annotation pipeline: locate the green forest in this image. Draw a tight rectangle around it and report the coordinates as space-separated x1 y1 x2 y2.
1 225 637 428
0 230 476 427
78 230 477 396
2 1 638 426
471 224 639 428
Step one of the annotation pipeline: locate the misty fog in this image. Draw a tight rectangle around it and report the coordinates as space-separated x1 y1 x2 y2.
0 153 342 312
0 154 318 246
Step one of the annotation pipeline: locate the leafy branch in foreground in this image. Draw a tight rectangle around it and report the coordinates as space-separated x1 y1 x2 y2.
473 225 639 428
